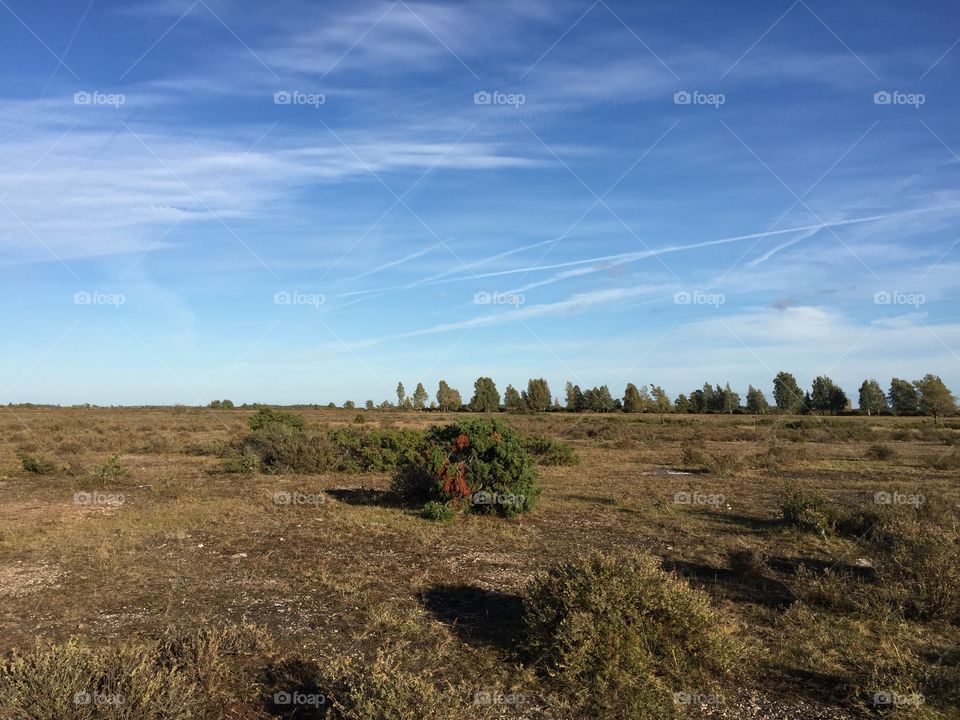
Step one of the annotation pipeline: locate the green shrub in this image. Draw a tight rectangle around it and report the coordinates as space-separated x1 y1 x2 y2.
241 423 332 474
393 419 540 517
420 501 454 522
525 551 741 719
19 454 55 475
522 435 581 466
779 486 833 535
90 455 129 484
247 407 306 433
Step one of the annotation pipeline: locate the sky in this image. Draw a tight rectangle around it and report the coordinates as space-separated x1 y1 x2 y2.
0 0 958 406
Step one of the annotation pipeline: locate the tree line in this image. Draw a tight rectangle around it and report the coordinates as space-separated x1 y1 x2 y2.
210 373 958 421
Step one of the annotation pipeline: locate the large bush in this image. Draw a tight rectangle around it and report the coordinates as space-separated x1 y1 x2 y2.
524 551 741 719
393 419 540 517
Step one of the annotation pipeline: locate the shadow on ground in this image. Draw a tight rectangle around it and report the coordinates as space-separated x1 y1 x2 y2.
420 584 525 652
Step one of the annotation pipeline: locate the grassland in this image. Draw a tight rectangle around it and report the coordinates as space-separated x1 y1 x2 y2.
0 407 957 718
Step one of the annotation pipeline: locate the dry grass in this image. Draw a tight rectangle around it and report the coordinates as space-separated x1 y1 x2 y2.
0 407 958 718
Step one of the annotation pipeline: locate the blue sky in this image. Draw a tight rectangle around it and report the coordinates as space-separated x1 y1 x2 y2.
1 0 958 405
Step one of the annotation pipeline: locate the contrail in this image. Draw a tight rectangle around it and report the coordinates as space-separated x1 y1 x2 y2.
427 205 960 285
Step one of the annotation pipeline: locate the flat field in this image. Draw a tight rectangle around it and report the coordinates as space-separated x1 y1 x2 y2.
0 407 957 719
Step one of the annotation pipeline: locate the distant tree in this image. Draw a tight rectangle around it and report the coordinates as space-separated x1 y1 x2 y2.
208 400 222 409
412 382 428 411
623 383 643 413
437 380 453 411
583 385 616 412
222 399 234 409
343 400 355 409
915 374 957 423
858 380 886 415
688 389 706 414
429 401 437 410
327 402 336 409
773 371 804 412
396 382 406 407
401 397 414 411
810 376 847 414
651 385 672 415
719 383 740 414
702 383 717 412
524 378 552 412
449 388 463 411
470 377 500 412
553 398 562 411
378 400 392 411
504 384 525 412
745 385 769 414
365 400 375 411
565 383 586 412
674 393 690 413
888 378 919 415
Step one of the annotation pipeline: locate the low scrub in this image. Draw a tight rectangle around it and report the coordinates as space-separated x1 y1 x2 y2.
392 419 540 518
0 625 271 720
865 443 897 461
521 434 581 466
778 486 833 535
525 551 742 719
19 454 56 475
